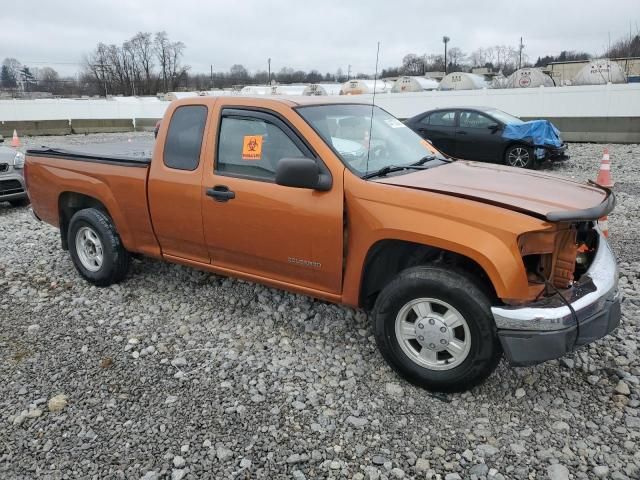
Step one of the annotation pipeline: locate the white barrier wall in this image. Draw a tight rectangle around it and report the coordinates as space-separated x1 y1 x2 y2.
364 83 640 119
0 98 167 122
1 83 639 122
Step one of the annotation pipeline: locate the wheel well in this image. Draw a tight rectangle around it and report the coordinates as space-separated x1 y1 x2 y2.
359 240 497 310
58 192 109 250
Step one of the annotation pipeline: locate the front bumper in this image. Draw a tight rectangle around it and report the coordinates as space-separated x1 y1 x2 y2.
492 231 621 365
535 144 569 161
0 170 28 201
549 143 569 160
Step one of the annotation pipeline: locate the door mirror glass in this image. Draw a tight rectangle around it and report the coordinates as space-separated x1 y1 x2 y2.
488 123 500 131
276 157 331 190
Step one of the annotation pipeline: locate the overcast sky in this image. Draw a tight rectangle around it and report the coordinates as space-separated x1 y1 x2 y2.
2 0 638 76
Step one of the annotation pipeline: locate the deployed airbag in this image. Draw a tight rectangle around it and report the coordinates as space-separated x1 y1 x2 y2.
502 120 562 148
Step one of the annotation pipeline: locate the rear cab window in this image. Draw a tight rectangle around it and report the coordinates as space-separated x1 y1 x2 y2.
163 105 208 171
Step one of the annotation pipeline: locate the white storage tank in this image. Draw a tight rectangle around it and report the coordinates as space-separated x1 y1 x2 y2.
391 76 439 92
340 79 392 95
572 59 627 85
272 85 308 96
490 73 509 89
240 85 273 95
437 72 488 91
505 68 555 88
303 83 343 96
164 91 204 101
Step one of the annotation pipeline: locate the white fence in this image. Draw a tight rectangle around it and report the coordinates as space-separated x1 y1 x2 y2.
366 82 640 119
0 98 167 122
0 83 639 122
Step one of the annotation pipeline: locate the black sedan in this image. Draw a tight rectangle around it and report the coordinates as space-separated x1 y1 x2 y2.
405 107 569 169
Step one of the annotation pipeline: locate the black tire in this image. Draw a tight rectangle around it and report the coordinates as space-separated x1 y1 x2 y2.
68 208 130 286
373 266 502 393
504 144 537 169
9 197 30 207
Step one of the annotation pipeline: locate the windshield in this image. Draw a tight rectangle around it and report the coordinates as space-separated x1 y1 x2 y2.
297 104 447 176
486 109 524 125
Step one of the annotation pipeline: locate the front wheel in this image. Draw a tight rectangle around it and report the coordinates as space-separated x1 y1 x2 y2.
504 144 536 169
372 266 502 392
68 208 130 286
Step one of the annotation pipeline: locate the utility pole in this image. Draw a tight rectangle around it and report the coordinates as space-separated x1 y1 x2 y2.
210 64 213 89
347 64 351 80
268 58 271 85
443 36 450 74
518 37 524 70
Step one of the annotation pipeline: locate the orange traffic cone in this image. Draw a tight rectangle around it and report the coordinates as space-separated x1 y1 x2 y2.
596 148 613 188
11 129 20 147
596 148 613 237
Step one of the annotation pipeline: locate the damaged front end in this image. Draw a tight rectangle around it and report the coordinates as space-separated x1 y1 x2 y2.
491 191 622 366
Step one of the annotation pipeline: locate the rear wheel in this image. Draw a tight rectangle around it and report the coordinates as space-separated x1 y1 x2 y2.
68 208 130 286
372 266 502 392
505 144 536 169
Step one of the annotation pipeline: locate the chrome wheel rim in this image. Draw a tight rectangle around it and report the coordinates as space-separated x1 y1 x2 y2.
395 298 471 370
75 226 104 272
508 147 529 167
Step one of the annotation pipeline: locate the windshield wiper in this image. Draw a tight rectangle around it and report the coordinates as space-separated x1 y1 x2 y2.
362 164 430 180
412 154 452 165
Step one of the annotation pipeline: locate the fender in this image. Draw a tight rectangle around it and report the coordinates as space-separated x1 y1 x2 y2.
341 176 551 307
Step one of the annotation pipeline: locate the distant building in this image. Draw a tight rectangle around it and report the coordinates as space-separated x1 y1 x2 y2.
544 57 640 85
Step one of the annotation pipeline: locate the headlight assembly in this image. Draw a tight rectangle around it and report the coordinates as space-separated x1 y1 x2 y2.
13 151 25 169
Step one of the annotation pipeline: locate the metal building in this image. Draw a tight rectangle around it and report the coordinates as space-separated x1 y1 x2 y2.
391 76 440 92
437 72 488 91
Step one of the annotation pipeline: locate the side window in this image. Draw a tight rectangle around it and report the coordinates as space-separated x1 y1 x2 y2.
163 105 208 171
217 116 306 180
428 111 456 127
418 114 430 126
459 111 494 129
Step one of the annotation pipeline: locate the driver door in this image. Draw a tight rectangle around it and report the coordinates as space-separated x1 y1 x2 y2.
455 110 504 162
201 107 344 294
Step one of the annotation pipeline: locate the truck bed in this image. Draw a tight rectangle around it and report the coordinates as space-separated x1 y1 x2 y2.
26 141 160 258
27 139 153 167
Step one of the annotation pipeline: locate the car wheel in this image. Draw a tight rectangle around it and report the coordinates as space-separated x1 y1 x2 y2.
372 266 502 392
9 197 30 207
505 145 536 169
68 208 130 286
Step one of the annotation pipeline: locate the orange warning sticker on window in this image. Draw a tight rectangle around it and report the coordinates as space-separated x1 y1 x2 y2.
242 135 263 160
420 139 438 154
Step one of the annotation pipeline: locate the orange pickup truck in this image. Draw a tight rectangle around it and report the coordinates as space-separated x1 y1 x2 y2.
25 96 621 392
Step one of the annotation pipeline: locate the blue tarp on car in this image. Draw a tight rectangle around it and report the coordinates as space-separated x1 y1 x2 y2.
502 120 562 148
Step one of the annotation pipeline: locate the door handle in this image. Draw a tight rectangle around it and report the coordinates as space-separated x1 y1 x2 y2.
455 130 467 135
206 185 235 202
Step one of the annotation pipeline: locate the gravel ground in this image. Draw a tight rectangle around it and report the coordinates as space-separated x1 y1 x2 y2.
1 135 639 480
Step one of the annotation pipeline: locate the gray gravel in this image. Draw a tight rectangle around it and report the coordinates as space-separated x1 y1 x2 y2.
1 135 639 479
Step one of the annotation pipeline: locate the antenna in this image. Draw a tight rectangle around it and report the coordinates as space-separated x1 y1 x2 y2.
365 41 381 176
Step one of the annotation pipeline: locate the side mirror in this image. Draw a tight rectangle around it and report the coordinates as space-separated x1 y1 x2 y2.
488 123 500 132
275 157 332 191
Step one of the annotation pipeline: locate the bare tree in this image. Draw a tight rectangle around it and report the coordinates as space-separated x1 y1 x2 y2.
447 47 466 70
401 53 424 75
129 32 155 94
37 67 60 93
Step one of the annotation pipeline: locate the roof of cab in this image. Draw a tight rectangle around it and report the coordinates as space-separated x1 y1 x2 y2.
172 95 372 108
